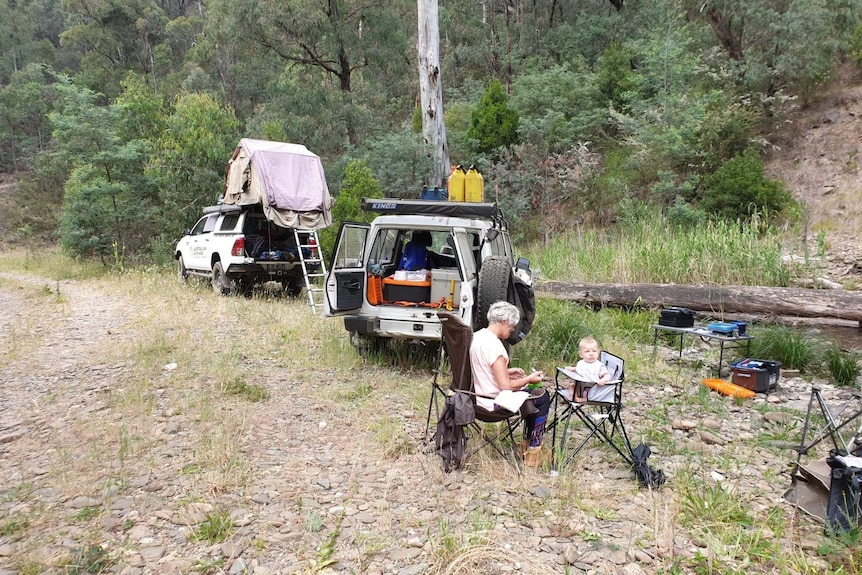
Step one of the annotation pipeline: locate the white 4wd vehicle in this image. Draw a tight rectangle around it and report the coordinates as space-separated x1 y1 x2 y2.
324 198 534 348
175 204 316 296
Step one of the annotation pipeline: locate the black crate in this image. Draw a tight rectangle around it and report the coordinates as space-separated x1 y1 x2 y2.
730 358 781 393
658 307 695 328
382 279 430 303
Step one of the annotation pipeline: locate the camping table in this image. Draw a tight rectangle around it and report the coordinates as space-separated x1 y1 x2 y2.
651 324 753 376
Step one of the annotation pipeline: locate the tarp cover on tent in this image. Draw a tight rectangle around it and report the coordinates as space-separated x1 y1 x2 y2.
222 138 333 229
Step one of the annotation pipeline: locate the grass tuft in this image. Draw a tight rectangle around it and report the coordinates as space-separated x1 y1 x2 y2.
193 509 234 544
221 377 269 402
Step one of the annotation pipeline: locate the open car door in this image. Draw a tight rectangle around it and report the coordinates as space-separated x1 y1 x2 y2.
450 227 477 324
324 222 370 315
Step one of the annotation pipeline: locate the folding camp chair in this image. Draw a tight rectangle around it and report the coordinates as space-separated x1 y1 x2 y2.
424 312 524 470
550 351 635 474
785 386 862 531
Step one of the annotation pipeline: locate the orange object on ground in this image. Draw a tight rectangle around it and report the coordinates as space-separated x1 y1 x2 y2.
702 378 756 399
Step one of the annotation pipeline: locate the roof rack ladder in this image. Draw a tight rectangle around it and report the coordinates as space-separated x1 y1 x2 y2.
293 229 327 314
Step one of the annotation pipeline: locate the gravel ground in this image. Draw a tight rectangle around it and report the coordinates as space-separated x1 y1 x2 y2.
0 271 857 575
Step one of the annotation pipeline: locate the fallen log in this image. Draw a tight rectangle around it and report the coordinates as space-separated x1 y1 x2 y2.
535 281 862 324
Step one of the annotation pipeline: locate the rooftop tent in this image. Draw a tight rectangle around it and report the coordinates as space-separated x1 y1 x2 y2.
222 138 333 229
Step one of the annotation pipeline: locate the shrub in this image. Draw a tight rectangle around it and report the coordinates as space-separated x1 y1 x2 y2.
666 196 707 229
825 344 861 388
701 148 794 220
467 79 519 155
748 325 817 372
319 159 382 258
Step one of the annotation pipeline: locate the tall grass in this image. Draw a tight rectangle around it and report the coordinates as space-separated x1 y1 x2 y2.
528 207 790 286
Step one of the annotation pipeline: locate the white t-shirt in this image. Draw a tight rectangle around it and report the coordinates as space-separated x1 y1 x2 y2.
470 328 508 411
575 359 608 382
575 359 614 402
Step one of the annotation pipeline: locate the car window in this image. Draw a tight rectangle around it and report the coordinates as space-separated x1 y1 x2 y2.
489 231 512 261
190 216 209 235
368 228 402 266
220 214 240 231
201 214 218 234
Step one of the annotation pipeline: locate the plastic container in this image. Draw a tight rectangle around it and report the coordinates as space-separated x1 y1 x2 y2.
730 320 748 335
464 166 484 202
730 358 781 393
447 166 466 202
421 187 447 201
382 277 430 303
430 269 461 306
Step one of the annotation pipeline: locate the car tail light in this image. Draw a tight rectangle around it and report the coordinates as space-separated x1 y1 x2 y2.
232 238 245 257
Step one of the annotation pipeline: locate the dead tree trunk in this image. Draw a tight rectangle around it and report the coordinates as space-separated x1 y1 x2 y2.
536 281 862 324
417 0 450 188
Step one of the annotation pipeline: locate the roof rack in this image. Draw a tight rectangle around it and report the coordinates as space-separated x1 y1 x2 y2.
202 203 243 215
361 198 500 218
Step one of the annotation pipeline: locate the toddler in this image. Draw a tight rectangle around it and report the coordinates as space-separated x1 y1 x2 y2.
565 336 615 403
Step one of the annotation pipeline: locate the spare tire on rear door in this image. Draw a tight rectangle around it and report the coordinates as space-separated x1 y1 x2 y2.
476 256 511 330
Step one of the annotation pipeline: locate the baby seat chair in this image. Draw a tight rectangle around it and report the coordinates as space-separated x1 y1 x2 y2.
550 351 635 474
425 312 525 472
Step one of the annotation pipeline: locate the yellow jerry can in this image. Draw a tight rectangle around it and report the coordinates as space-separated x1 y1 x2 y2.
464 166 484 202
447 165 466 202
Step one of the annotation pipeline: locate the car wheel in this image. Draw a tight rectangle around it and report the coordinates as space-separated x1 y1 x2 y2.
476 256 511 329
177 255 189 283
211 261 234 295
282 276 304 298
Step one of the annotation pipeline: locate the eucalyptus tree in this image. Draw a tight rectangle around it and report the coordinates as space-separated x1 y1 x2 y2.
51 77 157 261
0 64 54 171
147 91 240 236
0 0 63 82
418 0 449 188
683 0 862 99
220 0 413 150
59 0 169 98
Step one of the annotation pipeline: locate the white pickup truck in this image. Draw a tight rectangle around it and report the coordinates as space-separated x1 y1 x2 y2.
175 204 319 295
174 138 332 297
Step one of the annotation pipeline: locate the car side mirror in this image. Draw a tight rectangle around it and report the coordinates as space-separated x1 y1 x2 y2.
181 229 191 236
515 257 530 270
486 229 500 241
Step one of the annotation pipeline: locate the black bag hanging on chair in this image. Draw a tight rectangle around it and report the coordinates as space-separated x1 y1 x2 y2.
435 393 474 472
826 451 862 535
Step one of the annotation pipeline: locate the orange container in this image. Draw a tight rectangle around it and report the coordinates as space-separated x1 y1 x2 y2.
367 275 383 305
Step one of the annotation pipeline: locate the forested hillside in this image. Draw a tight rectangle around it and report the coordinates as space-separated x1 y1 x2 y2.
0 0 860 263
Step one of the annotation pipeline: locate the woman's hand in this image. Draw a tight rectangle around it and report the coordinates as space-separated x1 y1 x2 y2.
507 367 526 378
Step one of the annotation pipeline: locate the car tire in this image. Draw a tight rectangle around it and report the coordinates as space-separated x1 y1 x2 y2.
211 261 234 295
283 276 304 298
476 256 511 329
177 255 188 283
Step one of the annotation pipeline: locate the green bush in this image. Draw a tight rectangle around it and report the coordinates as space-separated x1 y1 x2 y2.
825 343 861 388
467 79 519 155
597 43 638 113
701 148 794 220
851 24 862 67
319 159 382 258
748 325 817 372
665 196 706 229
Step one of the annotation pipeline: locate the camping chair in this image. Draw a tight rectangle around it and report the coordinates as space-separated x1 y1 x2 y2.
784 386 862 532
550 351 635 474
424 311 524 470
